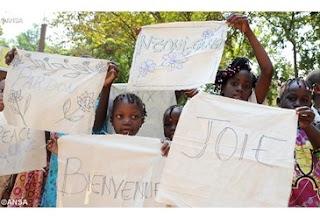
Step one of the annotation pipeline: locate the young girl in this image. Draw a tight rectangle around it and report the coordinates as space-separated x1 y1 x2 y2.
306 69 320 122
0 79 17 207
214 14 273 104
47 92 147 152
42 61 119 207
277 78 320 207
161 105 184 157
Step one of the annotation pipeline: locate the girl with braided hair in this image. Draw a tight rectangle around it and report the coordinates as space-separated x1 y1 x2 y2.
276 77 320 207
214 14 273 104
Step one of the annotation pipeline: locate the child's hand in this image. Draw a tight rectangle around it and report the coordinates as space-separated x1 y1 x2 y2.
182 88 199 98
5 48 17 65
161 139 171 157
103 62 119 88
46 132 59 155
296 106 315 129
226 14 251 33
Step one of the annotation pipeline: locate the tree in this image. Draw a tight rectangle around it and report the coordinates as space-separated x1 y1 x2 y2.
0 26 10 47
48 12 320 105
255 12 320 77
11 24 41 51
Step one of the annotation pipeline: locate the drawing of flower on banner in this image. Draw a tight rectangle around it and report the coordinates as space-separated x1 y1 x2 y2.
23 53 102 78
8 89 31 127
95 61 108 74
56 91 95 123
161 53 188 71
139 60 157 77
202 29 214 39
77 91 95 112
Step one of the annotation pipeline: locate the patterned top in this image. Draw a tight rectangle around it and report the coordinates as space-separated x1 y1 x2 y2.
289 128 320 207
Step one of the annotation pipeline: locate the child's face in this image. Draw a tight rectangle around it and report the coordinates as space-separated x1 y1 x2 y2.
111 99 143 136
163 108 182 141
222 70 253 101
277 81 312 109
0 80 5 112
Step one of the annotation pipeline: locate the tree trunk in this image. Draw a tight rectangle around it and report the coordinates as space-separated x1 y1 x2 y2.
38 24 47 52
290 12 299 78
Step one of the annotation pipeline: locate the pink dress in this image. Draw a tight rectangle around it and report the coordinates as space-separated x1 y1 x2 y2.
289 128 320 207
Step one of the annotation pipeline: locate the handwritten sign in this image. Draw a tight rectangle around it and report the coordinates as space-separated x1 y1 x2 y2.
56 134 165 207
0 46 10 71
106 83 176 138
0 112 46 176
156 92 297 207
3 50 108 134
127 21 227 91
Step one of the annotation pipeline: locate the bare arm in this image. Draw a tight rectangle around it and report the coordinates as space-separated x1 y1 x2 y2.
227 14 274 104
296 107 320 151
92 62 119 131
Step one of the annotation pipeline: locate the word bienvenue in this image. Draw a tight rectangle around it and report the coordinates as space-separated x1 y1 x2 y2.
59 157 160 200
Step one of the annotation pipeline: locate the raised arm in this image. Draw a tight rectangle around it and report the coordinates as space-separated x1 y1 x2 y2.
227 14 274 104
92 62 119 131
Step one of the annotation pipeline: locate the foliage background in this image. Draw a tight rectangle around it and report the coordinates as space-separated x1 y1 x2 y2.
1 12 319 105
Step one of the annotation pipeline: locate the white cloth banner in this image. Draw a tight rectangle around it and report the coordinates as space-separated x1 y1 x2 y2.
3 50 108 134
127 21 227 91
57 134 166 207
156 92 297 207
0 112 46 176
106 83 176 138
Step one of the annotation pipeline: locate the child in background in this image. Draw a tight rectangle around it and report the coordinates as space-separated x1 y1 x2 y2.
306 69 320 122
161 105 184 157
3 51 50 207
0 79 4 112
277 78 320 207
0 79 17 207
214 14 273 104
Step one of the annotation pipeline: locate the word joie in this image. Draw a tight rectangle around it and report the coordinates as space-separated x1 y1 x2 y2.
156 92 297 207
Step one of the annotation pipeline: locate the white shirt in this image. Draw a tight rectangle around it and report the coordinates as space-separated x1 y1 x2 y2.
312 106 320 122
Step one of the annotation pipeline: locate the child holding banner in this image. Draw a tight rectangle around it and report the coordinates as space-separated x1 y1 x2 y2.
0 79 17 207
306 69 320 123
277 78 320 207
214 14 273 104
3 49 49 207
41 61 119 207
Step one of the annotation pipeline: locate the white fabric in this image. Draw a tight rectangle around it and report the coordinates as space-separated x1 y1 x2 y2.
3 50 108 134
56 134 166 207
156 92 297 207
248 90 267 105
312 106 320 122
107 83 177 138
127 21 227 91
0 112 46 176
